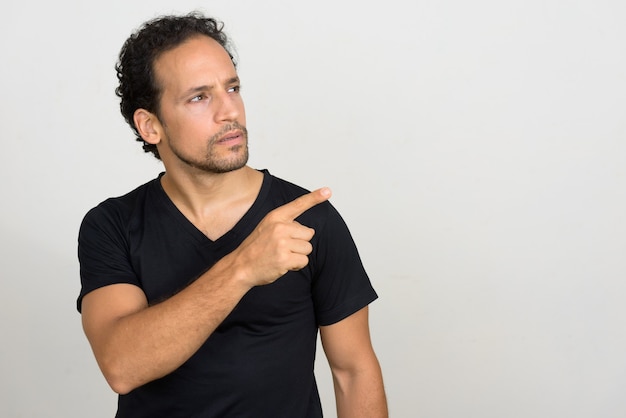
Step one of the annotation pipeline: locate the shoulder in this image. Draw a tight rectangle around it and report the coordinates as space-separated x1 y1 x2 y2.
79 176 161 240
263 171 335 224
264 171 310 200
264 171 331 210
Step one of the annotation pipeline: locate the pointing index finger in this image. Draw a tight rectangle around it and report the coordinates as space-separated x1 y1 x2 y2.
277 187 332 221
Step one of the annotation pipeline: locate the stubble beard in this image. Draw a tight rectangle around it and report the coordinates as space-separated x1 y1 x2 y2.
170 122 250 174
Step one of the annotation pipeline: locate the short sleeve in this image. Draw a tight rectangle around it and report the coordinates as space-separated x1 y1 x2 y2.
76 202 140 312
310 203 378 326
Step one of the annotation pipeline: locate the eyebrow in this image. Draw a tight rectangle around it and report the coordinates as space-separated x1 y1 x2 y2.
180 76 240 99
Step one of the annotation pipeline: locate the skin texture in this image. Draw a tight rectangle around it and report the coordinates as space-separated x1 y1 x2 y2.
81 34 387 417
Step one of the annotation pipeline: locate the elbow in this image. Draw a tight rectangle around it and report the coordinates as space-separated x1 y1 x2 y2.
329 365 354 396
105 372 136 395
99 357 138 395
108 379 135 396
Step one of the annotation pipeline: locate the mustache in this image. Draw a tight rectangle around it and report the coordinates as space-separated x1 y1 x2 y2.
210 121 248 142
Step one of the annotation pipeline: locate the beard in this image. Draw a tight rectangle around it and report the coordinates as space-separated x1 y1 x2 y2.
168 121 249 174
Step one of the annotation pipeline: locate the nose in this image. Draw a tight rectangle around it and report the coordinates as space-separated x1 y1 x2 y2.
214 92 240 122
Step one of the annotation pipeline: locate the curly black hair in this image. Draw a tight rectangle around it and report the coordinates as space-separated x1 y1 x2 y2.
115 12 236 159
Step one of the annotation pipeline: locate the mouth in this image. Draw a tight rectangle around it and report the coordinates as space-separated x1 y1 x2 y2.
217 130 244 144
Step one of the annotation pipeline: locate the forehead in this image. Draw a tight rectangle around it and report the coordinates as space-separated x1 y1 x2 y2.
153 35 236 92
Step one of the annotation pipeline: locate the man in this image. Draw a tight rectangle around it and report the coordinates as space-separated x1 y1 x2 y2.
77 12 387 418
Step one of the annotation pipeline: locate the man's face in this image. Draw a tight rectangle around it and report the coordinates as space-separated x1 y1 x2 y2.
152 35 248 173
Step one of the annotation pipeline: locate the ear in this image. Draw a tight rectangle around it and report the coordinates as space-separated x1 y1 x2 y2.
133 109 163 145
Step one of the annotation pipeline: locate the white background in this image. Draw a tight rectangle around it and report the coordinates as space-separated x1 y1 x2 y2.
1 1 625 417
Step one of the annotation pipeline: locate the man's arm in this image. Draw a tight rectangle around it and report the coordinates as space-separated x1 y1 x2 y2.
320 306 388 418
81 188 331 395
81 258 250 395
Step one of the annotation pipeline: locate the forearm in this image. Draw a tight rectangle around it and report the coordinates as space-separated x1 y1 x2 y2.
333 361 388 418
86 254 251 394
83 189 329 394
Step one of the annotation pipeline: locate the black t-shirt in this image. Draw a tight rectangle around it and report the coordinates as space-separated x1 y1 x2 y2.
77 170 377 417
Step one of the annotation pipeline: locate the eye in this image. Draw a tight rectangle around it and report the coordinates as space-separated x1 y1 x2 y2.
228 85 241 93
190 94 207 102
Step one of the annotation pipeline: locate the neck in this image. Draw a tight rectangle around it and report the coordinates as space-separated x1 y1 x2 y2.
160 165 262 218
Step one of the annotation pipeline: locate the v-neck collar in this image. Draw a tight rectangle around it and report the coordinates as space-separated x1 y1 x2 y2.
153 169 272 246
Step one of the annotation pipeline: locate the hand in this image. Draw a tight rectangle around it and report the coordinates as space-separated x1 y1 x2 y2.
232 187 332 287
